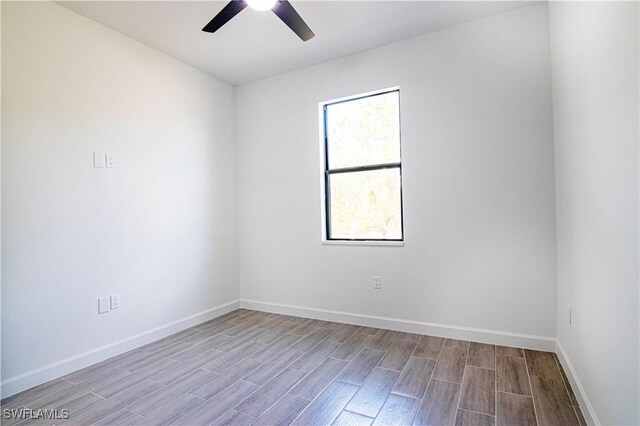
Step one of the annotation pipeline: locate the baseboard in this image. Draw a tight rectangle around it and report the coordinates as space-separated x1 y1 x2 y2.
1 299 240 398
1 298 563 401
555 340 600 426
239 299 556 351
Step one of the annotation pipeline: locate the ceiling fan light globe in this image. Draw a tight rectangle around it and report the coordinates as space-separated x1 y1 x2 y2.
246 0 277 11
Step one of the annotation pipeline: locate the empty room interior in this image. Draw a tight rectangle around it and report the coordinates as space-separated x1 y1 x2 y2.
1 0 638 425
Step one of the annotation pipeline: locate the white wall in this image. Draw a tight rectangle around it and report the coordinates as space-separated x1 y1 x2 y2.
0 0 3 397
236 4 557 340
549 2 639 425
1 1 238 386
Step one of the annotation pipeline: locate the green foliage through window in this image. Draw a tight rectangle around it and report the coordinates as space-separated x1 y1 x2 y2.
324 90 403 241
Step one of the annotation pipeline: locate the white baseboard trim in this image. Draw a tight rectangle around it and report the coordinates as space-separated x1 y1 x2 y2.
555 340 600 426
239 299 556 351
1 299 240 399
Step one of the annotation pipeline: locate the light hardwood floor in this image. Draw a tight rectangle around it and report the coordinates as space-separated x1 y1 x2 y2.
1 309 586 425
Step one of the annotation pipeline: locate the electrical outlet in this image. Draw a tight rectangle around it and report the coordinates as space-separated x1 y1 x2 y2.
106 153 116 168
98 297 110 314
110 294 120 310
373 276 382 290
568 304 572 325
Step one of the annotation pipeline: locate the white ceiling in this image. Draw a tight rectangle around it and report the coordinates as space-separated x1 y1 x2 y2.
57 1 538 85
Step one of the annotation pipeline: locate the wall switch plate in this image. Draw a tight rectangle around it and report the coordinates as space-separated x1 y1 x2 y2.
106 153 115 168
93 152 106 168
373 276 382 289
110 294 120 310
568 304 572 325
98 297 110 314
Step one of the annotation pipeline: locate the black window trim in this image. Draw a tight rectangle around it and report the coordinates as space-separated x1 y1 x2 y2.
323 88 404 242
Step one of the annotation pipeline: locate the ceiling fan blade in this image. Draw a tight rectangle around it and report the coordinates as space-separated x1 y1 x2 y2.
202 0 248 33
272 0 314 41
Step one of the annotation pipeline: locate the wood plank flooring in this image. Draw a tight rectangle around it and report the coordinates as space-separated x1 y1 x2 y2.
1 309 585 425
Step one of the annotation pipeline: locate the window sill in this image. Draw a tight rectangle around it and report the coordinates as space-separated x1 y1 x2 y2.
321 240 404 247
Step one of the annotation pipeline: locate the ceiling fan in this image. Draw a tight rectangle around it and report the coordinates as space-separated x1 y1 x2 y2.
202 0 315 41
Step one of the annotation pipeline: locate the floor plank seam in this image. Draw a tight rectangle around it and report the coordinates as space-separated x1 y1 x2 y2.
498 390 534 398
495 338 498 425
281 326 365 424
552 354 580 409
230 353 312 423
523 350 540 426
344 328 402 419
452 340 471 425
459 407 496 417
411 335 446 424
288 327 382 425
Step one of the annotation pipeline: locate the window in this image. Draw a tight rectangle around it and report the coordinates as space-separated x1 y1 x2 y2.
322 89 403 242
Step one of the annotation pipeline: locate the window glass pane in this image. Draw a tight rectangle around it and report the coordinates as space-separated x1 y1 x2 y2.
329 168 402 240
326 91 400 169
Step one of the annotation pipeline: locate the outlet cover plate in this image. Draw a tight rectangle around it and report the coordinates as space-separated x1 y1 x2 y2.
106 153 115 168
98 297 110 314
373 276 382 289
93 152 106 168
110 294 120 310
